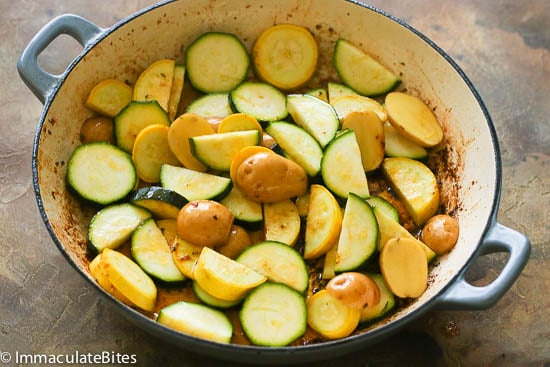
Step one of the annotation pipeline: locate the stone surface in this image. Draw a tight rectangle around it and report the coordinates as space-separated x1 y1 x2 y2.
1 0 548 366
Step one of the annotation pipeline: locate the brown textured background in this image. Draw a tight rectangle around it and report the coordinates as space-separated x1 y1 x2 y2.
1 1 548 366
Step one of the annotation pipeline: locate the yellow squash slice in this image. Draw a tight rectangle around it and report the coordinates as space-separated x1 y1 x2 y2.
253 24 318 91
133 59 175 112
99 248 157 312
193 247 267 302
167 113 215 172
132 124 181 183
341 110 385 172
167 64 186 120
306 289 361 339
85 79 133 118
304 184 342 259
263 199 301 246
89 254 133 306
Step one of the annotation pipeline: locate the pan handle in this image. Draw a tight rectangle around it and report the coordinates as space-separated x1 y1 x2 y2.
17 14 104 104
434 221 530 310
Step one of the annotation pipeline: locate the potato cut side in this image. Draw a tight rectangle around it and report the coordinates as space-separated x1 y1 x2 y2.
85 79 133 118
341 110 385 172
330 94 387 122
99 248 157 312
263 199 301 246
253 24 318 91
167 113 215 172
379 237 428 299
381 157 440 226
134 59 175 112
374 207 436 262
193 247 267 302
132 124 181 183
385 92 443 147
304 184 342 259
306 290 361 339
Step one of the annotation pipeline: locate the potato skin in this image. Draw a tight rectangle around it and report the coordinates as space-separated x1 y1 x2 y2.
176 200 234 247
326 272 380 310
234 151 308 203
421 214 459 255
216 225 253 259
80 116 114 144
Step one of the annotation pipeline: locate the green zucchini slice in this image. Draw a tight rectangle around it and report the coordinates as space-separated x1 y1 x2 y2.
130 186 188 219
229 81 288 122
321 129 370 199
360 273 396 323
67 142 137 206
114 100 170 153
131 218 185 283
186 32 250 93
185 93 233 118
160 164 232 201
237 241 309 293
157 301 233 343
239 282 306 347
335 193 379 272
87 203 151 255
286 94 339 148
333 38 400 97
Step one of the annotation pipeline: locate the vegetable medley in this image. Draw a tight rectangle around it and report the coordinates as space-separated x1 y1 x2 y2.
69 23 460 346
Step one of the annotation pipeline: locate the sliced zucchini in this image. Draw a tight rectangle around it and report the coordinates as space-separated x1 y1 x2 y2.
85 79 132 118
87 203 151 255
185 93 233 118
130 186 188 219
383 121 428 159
263 199 301 246
219 186 263 229
114 100 171 153
168 64 186 120
240 282 307 347
321 130 370 199
190 130 261 171
265 121 323 176
186 32 250 93
192 281 241 309
157 301 233 343
229 81 288 122
333 38 400 96
132 124 181 183
360 273 395 323
286 94 339 148
99 248 157 312
335 193 379 272
366 196 399 223
133 59 175 112
237 241 309 293
160 164 232 201
306 289 361 340
252 24 318 91
327 81 358 103
131 218 185 283
67 142 137 206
